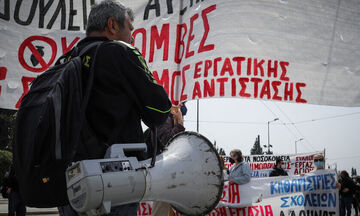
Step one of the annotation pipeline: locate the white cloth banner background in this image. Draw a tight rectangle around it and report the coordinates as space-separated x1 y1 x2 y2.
1 0 360 109
137 169 339 216
224 151 324 178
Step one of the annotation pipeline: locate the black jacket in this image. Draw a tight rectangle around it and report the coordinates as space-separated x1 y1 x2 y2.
75 37 171 159
339 177 358 197
269 167 288 177
143 115 185 159
3 166 19 193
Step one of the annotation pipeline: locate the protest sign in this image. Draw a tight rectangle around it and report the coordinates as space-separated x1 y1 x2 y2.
1 0 360 109
224 151 325 178
138 169 339 216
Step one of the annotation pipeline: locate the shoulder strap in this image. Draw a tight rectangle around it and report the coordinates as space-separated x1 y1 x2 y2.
68 41 103 162
78 41 103 57
55 41 103 65
81 41 102 111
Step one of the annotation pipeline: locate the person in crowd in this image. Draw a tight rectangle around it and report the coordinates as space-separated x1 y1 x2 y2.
58 1 171 215
228 149 251 185
300 154 325 176
269 158 288 177
144 103 186 216
353 176 360 216
143 102 186 159
339 170 358 216
220 155 229 180
3 165 26 216
313 154 325 170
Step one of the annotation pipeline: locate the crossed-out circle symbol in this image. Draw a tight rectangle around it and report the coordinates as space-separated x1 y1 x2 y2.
18 35 57 73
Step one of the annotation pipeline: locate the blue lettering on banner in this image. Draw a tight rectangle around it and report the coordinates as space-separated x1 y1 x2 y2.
280 197 289 208
260 172 268 177
252 171 269 178
252 171 259 178
270 173 337 195
280 192 337 208
270 181 278 194
329 173 336 189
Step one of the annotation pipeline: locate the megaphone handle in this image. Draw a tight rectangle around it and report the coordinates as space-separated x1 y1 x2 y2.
150 127 157 167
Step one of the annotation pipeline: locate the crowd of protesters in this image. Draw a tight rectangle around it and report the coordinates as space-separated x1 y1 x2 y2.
225 151 360 216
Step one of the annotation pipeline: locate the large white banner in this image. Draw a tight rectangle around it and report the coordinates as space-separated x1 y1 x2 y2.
137 169 339 216
224 151 325 178
1 0 360 109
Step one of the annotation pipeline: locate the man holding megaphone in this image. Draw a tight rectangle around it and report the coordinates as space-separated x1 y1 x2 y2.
59 0 173 214
63 1 224 216
143 103 187 216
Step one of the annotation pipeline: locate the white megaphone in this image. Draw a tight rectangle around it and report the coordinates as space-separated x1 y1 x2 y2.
66 132 224 216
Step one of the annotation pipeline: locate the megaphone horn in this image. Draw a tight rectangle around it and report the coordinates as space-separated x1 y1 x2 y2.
66 132 224 216
141 131 224 215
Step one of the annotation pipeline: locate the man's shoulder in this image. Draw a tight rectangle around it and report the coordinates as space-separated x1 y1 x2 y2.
104 41 142 56
269 170 276 176
240 161 250 167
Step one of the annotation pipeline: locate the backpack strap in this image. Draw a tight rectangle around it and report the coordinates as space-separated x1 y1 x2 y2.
78 41 103 57
68 41 103 162
55 41 103 65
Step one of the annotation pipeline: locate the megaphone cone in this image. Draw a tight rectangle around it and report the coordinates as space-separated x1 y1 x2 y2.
66 132 224 216
141 132 224 216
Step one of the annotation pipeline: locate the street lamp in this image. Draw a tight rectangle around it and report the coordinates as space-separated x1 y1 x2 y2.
295 138 304 154
263 118 279 154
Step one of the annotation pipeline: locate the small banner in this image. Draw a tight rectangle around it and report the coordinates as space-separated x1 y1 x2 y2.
138 169 339 216
224 151 325 178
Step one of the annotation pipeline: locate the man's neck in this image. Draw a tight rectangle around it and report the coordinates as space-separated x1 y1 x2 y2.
88 31 111 39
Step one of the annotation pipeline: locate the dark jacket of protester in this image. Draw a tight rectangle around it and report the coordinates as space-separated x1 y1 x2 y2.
157 114 185 146
269 167 288 177
339 176 358 197
3 166 26 216
143 114 185 158
3 168 19 194
74 37 172 160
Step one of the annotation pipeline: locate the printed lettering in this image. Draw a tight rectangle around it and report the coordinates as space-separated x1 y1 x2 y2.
185 13 198 58
279 61 290 81
198 4 216 53
174 24 187 64
143 0 160 20
152 69 169 95
149 24 169 62
0 0 10 21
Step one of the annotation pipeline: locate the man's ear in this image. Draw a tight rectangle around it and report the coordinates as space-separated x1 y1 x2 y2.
107 17 117 35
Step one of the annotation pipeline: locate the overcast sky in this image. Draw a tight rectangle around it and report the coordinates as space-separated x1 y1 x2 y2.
178 98 360 174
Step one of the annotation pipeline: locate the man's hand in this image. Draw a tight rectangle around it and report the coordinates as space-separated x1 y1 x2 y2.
342 188 350 193
336 182 341 189
6 188 11 194
171 107 183 125
229 179 235 185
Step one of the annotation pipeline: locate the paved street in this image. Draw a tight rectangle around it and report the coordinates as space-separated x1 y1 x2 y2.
1 196 360 215
0 197 58 215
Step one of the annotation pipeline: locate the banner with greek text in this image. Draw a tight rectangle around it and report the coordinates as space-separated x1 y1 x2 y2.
224 151 325 178
1 0 360 110
137 169 339 216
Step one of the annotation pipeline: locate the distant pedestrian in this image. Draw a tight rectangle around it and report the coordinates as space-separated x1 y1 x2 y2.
313 154 325 170
269 158 288 177
146 102 186 216
220 155 229 180
353 177 360 216
3 165 26 216
300 154 326 177
228 149 251 185
339 170 358 216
